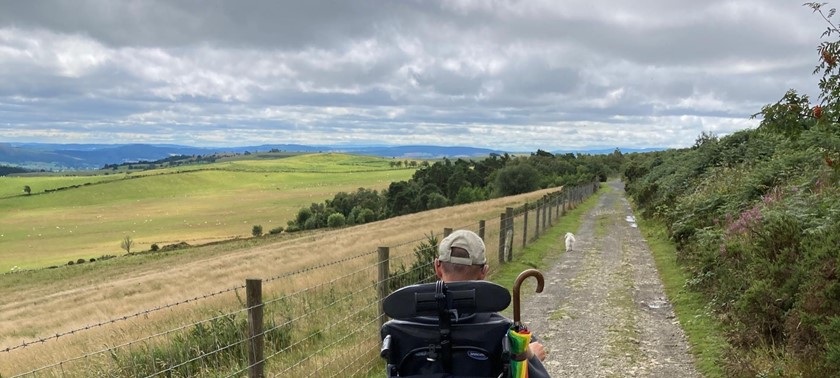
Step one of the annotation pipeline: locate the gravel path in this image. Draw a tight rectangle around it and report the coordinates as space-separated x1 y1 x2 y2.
520 179 700 377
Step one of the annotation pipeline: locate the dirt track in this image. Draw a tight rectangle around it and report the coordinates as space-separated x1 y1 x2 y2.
521 179 699 377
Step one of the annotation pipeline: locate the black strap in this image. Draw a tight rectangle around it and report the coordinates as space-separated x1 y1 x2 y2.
435 281 452 372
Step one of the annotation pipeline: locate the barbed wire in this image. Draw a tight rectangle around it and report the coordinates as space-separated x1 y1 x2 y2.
2 247 378 355
262 257 379 307
306 315 381 377
141 319 251 378
263 285 379 374
13 303 252 377
273 300 380 376
263 249 377 284
343 341 382 378
227 285 380 378
1 283 246 354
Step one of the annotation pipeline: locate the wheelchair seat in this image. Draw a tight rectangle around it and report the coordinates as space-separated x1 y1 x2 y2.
380 280 513 378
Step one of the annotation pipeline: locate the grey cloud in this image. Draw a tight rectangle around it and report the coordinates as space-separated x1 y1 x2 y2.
0 0 829 150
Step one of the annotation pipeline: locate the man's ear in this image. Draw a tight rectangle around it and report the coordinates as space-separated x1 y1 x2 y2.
478 264 489 279
433 258 444 279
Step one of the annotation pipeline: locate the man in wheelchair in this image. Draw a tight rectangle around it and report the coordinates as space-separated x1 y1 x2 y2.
380 230 550 377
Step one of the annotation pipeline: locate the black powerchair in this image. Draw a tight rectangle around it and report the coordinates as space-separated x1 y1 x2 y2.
380 280 513 378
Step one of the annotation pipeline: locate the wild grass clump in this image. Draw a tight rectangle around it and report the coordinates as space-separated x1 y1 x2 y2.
388 232 438 291
106 309 292 377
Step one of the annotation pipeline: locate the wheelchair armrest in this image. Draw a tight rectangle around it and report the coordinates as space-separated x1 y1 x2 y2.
381 334 392 359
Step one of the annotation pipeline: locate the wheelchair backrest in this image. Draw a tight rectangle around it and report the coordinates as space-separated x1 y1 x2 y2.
380 280 513 378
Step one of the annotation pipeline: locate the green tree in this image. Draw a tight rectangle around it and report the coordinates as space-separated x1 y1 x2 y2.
425 192 448 210
252 225 263 237
355 208 376 224
493 163 540 196
327 213 346 228
296 207 313 226
23 185 31 195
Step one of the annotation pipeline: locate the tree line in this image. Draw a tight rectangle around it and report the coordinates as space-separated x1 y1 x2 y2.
284 150 623 232
0 165 32 176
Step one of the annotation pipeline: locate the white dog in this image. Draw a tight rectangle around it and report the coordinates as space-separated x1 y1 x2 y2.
564 232 576 252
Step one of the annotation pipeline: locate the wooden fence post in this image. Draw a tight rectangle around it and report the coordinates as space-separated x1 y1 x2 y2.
547 196 553 226
534 200 541 237
522 203 529 248
246 279 264 378
542 197 548 230
479 220 486 240
498 213 506 264
505 207 514 262
377 247 390 328
562 191 567 215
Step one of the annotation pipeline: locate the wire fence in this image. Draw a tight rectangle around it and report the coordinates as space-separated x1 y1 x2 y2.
2 183 597 377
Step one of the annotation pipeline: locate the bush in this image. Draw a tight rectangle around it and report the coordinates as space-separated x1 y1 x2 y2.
494 163 540 196
388 232 439 291
107 309 292 377
302 217 317 230
454 186 486 204
76 258 86 264
159 242 191 252
296 208 313 226
327 213 345 228
426 193 448 209
252 225 263 237
355 208 376 224
268 226 284 235
68 260 74 265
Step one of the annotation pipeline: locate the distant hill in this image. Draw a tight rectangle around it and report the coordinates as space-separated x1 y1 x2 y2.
0 142 663 171
0 143 507 170
551 147 667 155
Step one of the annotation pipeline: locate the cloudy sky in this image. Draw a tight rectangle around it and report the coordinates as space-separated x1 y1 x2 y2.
0 0 829 151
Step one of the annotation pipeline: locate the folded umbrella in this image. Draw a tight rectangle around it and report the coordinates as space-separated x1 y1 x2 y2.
510 269 545 378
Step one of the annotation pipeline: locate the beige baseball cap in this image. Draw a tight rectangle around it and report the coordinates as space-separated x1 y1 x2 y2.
438 229 486 265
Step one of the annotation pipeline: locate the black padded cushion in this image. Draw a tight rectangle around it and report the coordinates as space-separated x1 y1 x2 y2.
382 280 511 319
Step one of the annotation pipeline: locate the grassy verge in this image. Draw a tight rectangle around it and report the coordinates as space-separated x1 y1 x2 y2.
636 216 728 378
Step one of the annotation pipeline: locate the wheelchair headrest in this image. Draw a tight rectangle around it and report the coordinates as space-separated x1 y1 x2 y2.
383 280 511 319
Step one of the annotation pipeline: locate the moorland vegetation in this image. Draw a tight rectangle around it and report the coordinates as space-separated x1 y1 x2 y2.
624 4 840 375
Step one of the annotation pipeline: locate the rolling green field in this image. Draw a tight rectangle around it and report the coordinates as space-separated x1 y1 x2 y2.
0 153 416 272
0 174 127 198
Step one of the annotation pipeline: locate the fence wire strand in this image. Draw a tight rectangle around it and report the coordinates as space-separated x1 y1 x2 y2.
1 284 246 354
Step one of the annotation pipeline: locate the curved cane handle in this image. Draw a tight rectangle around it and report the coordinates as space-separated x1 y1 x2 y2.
513 269 545 324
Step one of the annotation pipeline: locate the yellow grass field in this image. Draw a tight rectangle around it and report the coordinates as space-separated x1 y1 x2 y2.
0 183 560 376
0 152 567 376
0 153 415 271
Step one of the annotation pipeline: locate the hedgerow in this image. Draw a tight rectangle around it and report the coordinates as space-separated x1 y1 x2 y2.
624 4 840 374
